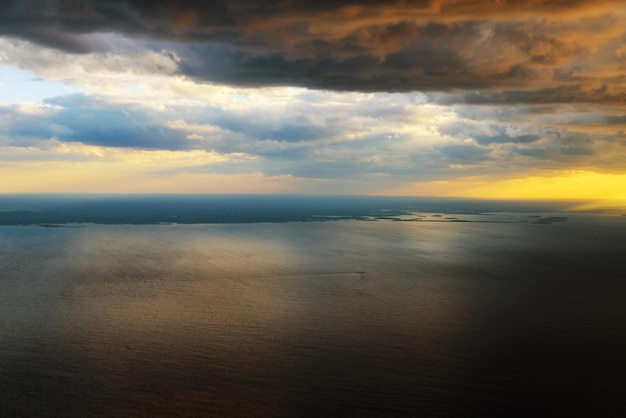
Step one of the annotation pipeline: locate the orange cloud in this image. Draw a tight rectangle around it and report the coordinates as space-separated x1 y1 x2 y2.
174 12 198 32
3 1 625 95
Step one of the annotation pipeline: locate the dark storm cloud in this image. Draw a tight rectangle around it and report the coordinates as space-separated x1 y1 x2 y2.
1 0 624 99
168 28 480 92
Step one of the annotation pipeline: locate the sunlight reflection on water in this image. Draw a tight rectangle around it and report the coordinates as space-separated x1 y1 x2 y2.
1 218 626 417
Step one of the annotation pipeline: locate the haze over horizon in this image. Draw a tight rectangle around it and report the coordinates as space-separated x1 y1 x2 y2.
1 1 625 200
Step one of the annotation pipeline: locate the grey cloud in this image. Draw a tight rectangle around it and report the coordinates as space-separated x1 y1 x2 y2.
430 85 626 107
207 109 341 143
5 95 188 150
439 143 491 162
604 115 626 125
474 133 542 146
559 146 594 156
510 146 555 159
438 119 544 146
510 144 594 160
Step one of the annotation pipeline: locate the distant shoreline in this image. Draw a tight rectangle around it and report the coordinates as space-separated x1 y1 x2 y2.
0 195 622 226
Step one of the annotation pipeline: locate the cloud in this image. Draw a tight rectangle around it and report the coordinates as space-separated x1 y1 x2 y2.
0 0 624 99
2 78 625 188
2 0 626 196
0 87 458 183
2 95 189 150
430 85 626 107
439 143 491 162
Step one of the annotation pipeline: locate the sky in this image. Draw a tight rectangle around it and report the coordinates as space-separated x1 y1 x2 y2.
1 0 625 199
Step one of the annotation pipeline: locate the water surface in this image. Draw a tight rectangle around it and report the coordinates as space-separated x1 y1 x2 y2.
1 215 626 417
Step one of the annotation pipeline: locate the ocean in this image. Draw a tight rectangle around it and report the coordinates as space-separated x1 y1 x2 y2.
1 195 625 417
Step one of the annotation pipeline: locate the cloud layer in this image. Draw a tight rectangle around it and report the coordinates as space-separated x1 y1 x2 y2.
1 0 625 96
1 1 625 196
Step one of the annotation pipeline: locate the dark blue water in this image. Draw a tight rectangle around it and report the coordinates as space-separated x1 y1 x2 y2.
1 197 625 417
0 194 586 225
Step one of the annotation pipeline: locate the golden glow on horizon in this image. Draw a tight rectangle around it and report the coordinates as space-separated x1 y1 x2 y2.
0 163 298 194
4 158 625 205
454 171 626 200
1 141 624 201
386 170 626 203
0 142 265 193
